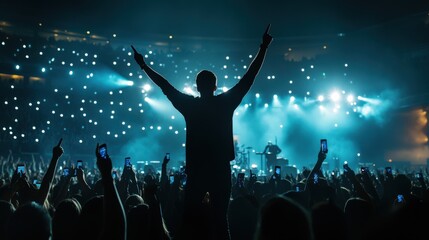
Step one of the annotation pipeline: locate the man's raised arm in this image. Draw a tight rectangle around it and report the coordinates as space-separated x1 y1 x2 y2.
132 45 175 94
229 24 273 98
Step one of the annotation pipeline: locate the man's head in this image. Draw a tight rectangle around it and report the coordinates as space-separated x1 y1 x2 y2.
268 141 272 146
196 70 217 95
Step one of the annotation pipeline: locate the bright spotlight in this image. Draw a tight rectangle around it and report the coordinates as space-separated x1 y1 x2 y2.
255 93 260 98
347 94 354 103
330 91 340 102
361 105 372 116
289 96 295 102
222 86 229 92
273 94 278 100
251 164 257 169
183 87 196 96
317 95 324 102
143 84 151 91
264 103 269 108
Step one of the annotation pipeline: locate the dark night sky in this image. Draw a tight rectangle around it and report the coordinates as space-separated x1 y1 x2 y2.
2 0 428 40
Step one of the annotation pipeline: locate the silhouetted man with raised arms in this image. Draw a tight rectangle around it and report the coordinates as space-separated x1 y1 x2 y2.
133 25 272 239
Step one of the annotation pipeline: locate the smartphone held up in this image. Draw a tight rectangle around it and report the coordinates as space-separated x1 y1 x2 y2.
17 164 25 177
320 139 328 153
99 144 107 159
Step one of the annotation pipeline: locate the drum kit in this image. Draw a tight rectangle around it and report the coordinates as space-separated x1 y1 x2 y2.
235 145 253 169
233 144 289 176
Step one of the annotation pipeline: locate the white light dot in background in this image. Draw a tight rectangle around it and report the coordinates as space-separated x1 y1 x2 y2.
79 140 83 143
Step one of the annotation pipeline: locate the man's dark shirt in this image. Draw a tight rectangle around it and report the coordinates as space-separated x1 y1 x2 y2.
160 77 252 173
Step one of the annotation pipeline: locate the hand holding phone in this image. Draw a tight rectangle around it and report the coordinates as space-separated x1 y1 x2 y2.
99 144 107 159
125 157 132 168
274 166 281 177
385 167 392 175
17 164 25 177
63 168 70 177
320 139 328 153
77 160 83 169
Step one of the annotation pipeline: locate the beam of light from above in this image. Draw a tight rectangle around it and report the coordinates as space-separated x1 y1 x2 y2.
117 79 134 86
357 96 381 105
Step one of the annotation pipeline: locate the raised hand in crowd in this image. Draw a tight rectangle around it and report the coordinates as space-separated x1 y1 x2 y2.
95 143 126 240
36 138 64 206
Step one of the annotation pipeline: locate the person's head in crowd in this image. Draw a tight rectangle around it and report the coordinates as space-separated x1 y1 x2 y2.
344 197 374 239
392 174 412 196
276 179 292 194
255 196 312 240
78 196 103 239
127 203 150 240
0 200 15 237
124 194 145 213
228 195 259 240
312 201 347 240
6 201 51 240
52 198 82 240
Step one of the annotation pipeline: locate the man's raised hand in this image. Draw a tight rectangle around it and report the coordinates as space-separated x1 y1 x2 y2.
262 24 273 48
53 138 64 159
131 45 146 68
95 143 113 178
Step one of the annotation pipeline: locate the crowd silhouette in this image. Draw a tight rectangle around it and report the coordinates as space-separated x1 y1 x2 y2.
0 25 428 240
